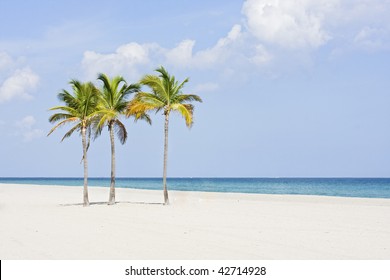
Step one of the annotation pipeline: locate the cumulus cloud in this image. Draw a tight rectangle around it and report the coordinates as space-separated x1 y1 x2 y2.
354 27 390 51
165 40 195 67
82 42 154 80
15 115 43 142
193 24 242 66
251 44 273 65
166 24 243 68
241 0 390 51
81 24 243 78
242 0 334 49
79 0 390 82
0 52 14 72
17 115 36 127
0 67 40 103
214 24 242 48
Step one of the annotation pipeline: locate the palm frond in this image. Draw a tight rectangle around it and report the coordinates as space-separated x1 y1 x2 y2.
126 83 141 94
155 66 170 82
135 66 201 128
86 125 92 152
127 100 158 116
113 120 127 144
126 92 165 116
98 73 115 93
96 74 137 120
48 112 77 123
132 112 152 125
173 77 189 97
174 94 202 103
61 123 81 142
137 92 165 106
140 75 166 98
171 103 194 128
47 117 79 136
57 90 78 107
48 106 79 117
48 79 99 144
95 113 112 130
92 118 104 140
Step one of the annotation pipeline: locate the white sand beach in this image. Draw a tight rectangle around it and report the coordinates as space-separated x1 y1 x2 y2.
0 183 389 259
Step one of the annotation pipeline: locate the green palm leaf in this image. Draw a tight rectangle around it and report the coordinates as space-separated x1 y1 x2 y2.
47 80 99 207
113 120 127 145
128 66 202 205
94 73 148 205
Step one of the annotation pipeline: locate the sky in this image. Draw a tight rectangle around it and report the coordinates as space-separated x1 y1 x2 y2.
1 0 390 178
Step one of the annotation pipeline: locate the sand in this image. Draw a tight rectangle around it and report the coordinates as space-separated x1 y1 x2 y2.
0 183 389 259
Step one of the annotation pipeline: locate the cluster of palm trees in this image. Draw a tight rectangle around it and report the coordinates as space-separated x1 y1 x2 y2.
48 66 202 207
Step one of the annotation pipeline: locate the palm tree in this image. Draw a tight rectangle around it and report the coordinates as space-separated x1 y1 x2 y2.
95 73 150 205
127 66 202 205
48 80 99 207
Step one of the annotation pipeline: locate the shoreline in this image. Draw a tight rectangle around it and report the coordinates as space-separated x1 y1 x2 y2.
3 182 390 202
1 181 389 200
1 183 389 259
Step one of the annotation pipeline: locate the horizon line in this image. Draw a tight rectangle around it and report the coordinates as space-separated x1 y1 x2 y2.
1 176 390 179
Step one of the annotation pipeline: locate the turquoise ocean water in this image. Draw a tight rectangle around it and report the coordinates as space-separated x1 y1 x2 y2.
1 177 390 199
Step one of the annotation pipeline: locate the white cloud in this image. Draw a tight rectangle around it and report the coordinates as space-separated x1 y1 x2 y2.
78 0 390 83
15 116 43 142
81 42 154 80
17 115 36 128
354 27 390 51
193 24 242 67
165 40 195 68
0 67 40 103
252 44 273 65
242 0 333 49
0 52 14 72
166 24 242 68
81 24 243 77
215 24 242 48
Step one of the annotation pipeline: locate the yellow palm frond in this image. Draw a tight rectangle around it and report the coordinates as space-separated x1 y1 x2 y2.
171 103 194 128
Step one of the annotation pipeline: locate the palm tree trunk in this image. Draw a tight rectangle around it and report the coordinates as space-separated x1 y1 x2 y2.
108 122 116 205
81 126 89 207
163 111 170 205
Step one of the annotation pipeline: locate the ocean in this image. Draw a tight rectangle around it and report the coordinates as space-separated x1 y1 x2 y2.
0 177 390 199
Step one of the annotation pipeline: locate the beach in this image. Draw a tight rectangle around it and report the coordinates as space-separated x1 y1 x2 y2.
0 183 389 259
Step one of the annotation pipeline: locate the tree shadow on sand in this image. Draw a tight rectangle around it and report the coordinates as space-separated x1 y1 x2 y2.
60 201 164 207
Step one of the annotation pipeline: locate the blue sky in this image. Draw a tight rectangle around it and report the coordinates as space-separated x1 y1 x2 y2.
1 0 390 177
